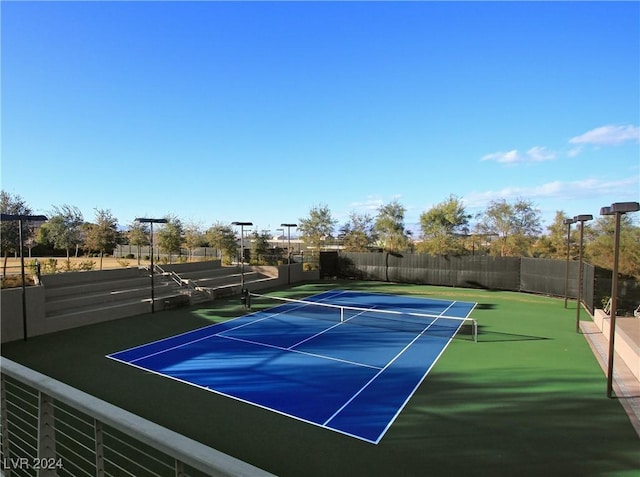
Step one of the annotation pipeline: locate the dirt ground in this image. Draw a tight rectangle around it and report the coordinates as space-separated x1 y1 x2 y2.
2 256 147 273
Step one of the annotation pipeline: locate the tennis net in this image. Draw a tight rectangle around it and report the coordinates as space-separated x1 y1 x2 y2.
248 293 477 342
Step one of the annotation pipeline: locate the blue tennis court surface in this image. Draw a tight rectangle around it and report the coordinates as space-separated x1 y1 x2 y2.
107 290 477 444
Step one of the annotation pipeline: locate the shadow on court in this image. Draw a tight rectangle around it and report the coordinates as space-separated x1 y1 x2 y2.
477 327 551 343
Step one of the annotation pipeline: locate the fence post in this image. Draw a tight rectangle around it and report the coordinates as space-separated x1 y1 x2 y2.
95 419 105 476
175 459 185 477
1 374 11 477
38 392 57 476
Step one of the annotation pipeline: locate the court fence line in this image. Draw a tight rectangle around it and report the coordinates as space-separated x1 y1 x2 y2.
334 252 640 316
0 357 276 477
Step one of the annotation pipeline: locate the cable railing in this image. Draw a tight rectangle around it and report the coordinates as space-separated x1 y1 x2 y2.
0 358 276 477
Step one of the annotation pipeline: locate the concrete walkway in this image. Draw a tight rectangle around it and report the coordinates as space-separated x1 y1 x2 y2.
580 319 640 438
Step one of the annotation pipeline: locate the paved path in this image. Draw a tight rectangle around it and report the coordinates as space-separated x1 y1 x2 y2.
580 320 640 437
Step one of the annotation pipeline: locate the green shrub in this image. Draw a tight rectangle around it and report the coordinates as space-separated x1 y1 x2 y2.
42 259 58 274
77 260 96 271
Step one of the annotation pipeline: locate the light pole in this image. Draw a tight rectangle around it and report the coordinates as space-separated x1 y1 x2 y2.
232 222 253 291
563 218 577 308
135 218 168 313
600 201 639 398
573 214 593 333
0 214 48 341
281 223 297 284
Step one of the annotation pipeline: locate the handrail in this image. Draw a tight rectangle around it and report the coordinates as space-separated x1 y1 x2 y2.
0 357 276 477
154 264 190 287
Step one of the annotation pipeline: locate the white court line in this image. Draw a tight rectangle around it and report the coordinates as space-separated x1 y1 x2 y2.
286 296 380 350
217 333 382 370
108 291 476 444
120 290 351 364
218 289 350 337
322 302 457 427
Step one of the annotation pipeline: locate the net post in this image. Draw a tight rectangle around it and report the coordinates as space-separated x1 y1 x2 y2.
340 306 344 323
473 319 478 343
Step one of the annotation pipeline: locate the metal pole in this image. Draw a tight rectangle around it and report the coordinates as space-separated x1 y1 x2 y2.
287 227 291 284
281 224 296 285
575 222 585 333
0 214 47 341
19 219 28 341
232 222 253 295
601 201 639 397
573 215 592 333
150 222 155 313
136 218 167 313
563 219 574 308
606 212 621 398
240 225 245 290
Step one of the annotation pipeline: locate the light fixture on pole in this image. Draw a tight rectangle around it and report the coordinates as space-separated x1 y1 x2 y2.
0 213 48 341
600 201 639 398
562 218 577 308
281 223 297 284
135 218 168 313
573 214 593 333
232 222 253 291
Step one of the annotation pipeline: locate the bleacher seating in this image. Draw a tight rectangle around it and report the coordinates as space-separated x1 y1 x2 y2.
41 264 277 323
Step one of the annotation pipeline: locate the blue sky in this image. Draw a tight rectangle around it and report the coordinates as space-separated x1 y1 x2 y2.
2 1 639 236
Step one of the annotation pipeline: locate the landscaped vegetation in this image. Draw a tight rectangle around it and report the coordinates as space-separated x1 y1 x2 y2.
2 191 639 280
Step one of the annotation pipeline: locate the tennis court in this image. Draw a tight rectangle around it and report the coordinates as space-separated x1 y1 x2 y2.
108 289 477 443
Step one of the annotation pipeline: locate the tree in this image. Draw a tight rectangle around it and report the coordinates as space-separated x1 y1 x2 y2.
183 222 205 261
156 215 183 263
127 221 149 266
340 212 377 252
250 230 271 264
205 222 237 265
42 205 84 258
374 199 410 253
532 211 579 259
477 198 542 256
1 191 34 275
298 204 337 258
586 214 640 279
417 195 470 255
84 209 120 269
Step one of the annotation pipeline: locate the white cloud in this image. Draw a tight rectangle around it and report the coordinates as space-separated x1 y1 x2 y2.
567 146 583 157
348 194 405 213
525 146 556 162
481 146 556 164
463 177 639 208
569 124 640 146
481 149 521 164
349 196 385 211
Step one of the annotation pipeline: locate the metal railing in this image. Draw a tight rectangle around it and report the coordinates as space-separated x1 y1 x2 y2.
154 264 186 288
0 358 276 477
153 265 214 301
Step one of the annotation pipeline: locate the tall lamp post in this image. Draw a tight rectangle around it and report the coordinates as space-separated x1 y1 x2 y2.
232 222 253 290
600 201 639 398
573 214 593 333
563 218 577 308
135 218 168 313
0 213 48 341
281 223 297 284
